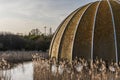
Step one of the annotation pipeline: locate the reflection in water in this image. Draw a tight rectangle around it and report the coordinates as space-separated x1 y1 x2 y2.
33 61 51 80
0 70 12 80
0 62 33 80
1 61 120 80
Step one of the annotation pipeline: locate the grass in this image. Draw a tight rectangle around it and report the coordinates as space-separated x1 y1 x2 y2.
0 51 48 70
33 56 120 80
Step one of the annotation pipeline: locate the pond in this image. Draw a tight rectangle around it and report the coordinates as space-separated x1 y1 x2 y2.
1 61 120 80
0 62 33 80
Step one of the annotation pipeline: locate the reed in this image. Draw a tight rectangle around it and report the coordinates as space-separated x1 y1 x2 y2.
33 54 120 80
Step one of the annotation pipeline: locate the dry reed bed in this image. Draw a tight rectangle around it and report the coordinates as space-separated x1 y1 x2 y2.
33 55 120 80
0 51 48 63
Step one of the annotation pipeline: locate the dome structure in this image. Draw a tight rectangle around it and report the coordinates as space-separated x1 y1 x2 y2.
49 0 120 62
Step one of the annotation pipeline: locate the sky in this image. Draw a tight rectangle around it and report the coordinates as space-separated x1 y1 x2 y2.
0 0 97 34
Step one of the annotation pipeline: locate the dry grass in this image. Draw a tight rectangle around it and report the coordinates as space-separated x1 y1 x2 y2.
0 51 48 63
0 51 48 70
33 56 120 80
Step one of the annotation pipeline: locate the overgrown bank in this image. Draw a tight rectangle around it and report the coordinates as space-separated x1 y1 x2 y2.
0 51 48 63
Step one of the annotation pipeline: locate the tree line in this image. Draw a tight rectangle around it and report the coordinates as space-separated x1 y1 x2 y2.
0 29 53 52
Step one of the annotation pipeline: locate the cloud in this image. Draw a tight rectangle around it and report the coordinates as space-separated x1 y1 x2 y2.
0 0 97 34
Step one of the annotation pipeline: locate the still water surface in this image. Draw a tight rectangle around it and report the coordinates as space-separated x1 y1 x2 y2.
0 62 33 80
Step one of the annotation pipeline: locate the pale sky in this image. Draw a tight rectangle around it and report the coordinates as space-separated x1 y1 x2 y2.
0 0 97 34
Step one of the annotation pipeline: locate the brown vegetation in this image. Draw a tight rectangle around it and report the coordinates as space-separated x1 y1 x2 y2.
33 54 120 80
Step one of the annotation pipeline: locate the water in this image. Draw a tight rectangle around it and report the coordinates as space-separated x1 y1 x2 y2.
0 61 120 80
0 62 33 80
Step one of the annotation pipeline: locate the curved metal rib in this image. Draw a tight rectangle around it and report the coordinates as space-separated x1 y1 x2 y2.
107 0 118 63
71 3 93 60
115 0 120 4
49 13 72 57
57 8 81 60
51 8 80 59
91 1 101 62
